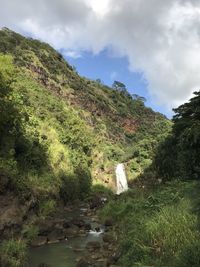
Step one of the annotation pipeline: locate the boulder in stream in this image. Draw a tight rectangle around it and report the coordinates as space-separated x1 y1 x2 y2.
71 218 85 228
47 229 65 243
84 222 92 231
86 241 101 251
63 220 71 229
31 236 47 247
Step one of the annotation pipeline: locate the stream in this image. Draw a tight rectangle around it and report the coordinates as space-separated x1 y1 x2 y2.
28 163 127 266
28 204 105 267
28 233 103 267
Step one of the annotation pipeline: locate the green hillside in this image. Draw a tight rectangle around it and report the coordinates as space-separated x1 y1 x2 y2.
0 27 171 202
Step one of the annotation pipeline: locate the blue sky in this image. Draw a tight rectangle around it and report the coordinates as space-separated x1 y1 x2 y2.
65 49 172 118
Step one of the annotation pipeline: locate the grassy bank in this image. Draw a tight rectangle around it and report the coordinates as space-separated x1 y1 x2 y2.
101 180 200 266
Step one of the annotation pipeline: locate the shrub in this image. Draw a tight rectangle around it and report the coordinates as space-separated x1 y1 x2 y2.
38 199 56 218
92 184 113 197
0 239 27 267
75 167 92 199
60 173 80 203
22 225 39 243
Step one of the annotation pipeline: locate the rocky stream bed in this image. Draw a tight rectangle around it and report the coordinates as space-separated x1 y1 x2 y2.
27 197 120 267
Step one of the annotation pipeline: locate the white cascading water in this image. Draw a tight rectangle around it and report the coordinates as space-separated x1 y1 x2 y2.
115 163 128 195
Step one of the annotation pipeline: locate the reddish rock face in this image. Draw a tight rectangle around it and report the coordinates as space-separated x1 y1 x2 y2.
121 117 137 134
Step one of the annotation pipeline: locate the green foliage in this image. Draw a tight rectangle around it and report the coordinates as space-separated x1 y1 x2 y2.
92 184 113 195
0 28 171 205
146 200 198 264
75 167 92 199
0 54 22 154
0 48 94 202
60 173 80 202
38 199 56 218
60 167 92 203
0 239 27 267
0 53 51 199
177 240 200 267
101 181 200 267
155 91 200 181
22 225 39 243
112 80 127 92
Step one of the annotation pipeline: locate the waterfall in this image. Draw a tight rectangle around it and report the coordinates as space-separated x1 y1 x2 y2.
115 163 128 195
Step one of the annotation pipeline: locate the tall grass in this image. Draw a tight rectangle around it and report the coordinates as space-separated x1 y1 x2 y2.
101 181 200 267
0 239 27 267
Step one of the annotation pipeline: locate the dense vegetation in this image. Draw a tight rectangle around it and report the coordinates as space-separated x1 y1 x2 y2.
2 27 199 267
155 91 200 181
0 53 93 204
101 91 200 266
0 27 171 203
101 180 200 267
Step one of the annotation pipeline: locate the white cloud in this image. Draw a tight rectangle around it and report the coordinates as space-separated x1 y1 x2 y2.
85 0 111 16
0 0 200 110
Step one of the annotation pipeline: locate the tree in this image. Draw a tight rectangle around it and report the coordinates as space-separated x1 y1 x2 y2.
173 91 200 179
96 78 102 85
112 80 126 92
132 94 146 102
155 91 200 180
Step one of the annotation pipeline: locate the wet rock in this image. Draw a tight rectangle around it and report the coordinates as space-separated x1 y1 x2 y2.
47 229 65 243
104 218 113 227
91 216 99 223
93 259 107 267
38 221 54 236
95 227 101 232
63 220 71 229
107 250 121 266
31 236 47 247
86 241 101 251
54 220 65 229
73 246 84 253
112 249 121 262
64 226 79 237
84 223 92 231
71 218 85 228
89 196 102 209
102 243 109 250
77 229 86 237
76 258 89 267
102 233 115 243
90 254 102 260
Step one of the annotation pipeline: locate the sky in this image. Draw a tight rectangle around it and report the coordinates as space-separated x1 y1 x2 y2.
1 0 200 117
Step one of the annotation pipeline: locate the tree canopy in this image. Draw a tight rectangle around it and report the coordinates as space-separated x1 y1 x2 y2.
155 91 200 180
